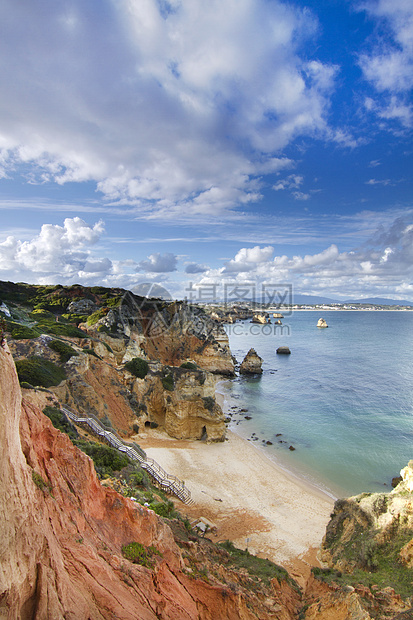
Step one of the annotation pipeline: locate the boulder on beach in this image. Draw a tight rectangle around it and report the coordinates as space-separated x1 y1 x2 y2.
276 346 291 355
317 317 328 328
239 348 263 374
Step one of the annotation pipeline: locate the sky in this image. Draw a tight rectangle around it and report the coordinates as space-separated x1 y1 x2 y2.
0 0 412 302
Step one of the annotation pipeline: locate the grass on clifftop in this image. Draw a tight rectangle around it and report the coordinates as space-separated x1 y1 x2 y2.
16 356 66 387
318 522 413 599
48 339 79 362
218 540 297 589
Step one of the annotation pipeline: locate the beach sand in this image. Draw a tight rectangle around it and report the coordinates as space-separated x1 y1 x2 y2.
137 429 335 583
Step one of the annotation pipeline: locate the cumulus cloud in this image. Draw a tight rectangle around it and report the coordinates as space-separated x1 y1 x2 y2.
197 214 413 299
137 252 178 273
185 263 208 274
0 0 340 217
358 0 413 129
0 217 109 282
223 245 274 273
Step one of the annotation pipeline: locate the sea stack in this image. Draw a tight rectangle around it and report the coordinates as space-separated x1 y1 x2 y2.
276 346 291 355
317 318 328 328
251 313 270 324
239 348 263 374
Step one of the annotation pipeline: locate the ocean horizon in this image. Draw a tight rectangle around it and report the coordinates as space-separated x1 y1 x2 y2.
217 310 413 499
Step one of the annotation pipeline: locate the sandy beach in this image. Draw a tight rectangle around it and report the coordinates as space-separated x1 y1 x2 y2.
137 428 335 581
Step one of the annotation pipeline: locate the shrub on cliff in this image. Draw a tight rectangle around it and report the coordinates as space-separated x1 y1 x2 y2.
74 439 129 477
202 396 215 412
36 320 87 338
48 339 79 363
15 356 66 387
121 542 162 568
87 308 109 326
10 324 40 339
124 357 149 379
180 361 197 370
149 500 176 519
43 406 78 440
218 541 295 588
162 373 174 391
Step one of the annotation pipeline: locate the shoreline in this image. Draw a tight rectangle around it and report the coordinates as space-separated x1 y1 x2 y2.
137 427 334 575
215 380 340 502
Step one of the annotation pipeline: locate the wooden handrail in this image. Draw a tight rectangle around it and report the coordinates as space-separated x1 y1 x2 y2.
61 406 192 504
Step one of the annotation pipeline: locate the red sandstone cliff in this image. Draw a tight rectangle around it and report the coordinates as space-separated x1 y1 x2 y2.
0 343 301 619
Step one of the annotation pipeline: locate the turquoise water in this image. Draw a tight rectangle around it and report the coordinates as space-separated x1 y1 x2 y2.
218 311 413 499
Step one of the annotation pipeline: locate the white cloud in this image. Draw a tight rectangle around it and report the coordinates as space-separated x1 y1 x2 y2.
223 245 274 273
358 0 413 129
137 252 178 273
366 178 392 185
0 217 110 282
292 191 310 201
185 263 208 274
273 175 304 191
199 214 413 299
0 0 339 218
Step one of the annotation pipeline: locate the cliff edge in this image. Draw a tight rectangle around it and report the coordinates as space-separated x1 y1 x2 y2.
0 342 302 619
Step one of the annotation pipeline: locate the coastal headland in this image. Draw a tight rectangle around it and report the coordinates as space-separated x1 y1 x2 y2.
1 281 412 618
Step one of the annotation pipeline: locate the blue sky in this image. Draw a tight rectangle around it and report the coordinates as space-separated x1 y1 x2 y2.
0 0 412 301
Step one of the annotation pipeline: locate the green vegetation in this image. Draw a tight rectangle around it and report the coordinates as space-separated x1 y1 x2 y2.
149 499 176 518
317 527 413 599
48 339 79 362
121 542 162 568
180 361 197 370
124 357 149 379
74 439 129 477
36 321 87 338
31 470 52 495
218 540 295 588
11 324 40 339
33 296 70 311
105 296 121 308
30 308 55 320
87 308 109 326
82 346 100 359
0 317 6 348
15 356 66 387
43 406 78 440
202 396 215 412
161 373 174 391
61 312 88 324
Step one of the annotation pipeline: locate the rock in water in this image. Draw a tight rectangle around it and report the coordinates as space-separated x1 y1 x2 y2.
239 348 263 374
276 346 291 355
317 317 328 328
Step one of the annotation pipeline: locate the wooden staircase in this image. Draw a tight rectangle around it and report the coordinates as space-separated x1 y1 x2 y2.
61 406 192 505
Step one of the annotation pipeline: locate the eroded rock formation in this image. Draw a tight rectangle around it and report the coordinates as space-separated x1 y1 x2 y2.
251 312 270 324
317 318 328 328
276 346 291 355
239 348 263 375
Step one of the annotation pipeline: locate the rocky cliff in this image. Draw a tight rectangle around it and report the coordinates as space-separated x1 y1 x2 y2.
3 283 232 441
0 342 304 619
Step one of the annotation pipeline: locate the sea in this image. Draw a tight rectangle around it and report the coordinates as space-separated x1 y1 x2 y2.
217 311 413 500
